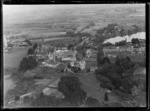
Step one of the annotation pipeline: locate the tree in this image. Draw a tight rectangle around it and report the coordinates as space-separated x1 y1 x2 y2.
97 44 104 67
67 44 74 50
85 97 101 107
27 48 34 55
131 38 140 45
115 40 126 46
25 39 32 46
104 92 109 101
100 57 111 65
19 56 38 72
122 76 135 94
33 43 38 50
103 42 114 46
58 76 87 106
100 82 114 91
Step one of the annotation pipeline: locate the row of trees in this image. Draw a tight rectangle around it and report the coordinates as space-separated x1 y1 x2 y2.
103 38 141 47
96 44 145 94
96 23 145 39
96 55 138 94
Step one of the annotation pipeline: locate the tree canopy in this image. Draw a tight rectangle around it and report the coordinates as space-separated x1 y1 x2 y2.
96 55 137 94
19 56 38 72
27 48 34 55
58 76 87 106
131 38 140 45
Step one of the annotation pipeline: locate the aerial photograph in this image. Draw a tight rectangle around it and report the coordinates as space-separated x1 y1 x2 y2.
3 4 146 108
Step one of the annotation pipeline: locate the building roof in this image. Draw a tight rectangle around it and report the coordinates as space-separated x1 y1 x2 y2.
63 50 75 57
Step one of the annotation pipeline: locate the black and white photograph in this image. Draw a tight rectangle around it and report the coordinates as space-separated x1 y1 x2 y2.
3 4 146 108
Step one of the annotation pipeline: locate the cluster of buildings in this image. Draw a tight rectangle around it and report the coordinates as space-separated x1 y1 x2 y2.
34 44 90 72
103 43 145 58
4 37 30 48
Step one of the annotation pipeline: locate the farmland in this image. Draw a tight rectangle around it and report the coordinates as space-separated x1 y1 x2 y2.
3 4 145 39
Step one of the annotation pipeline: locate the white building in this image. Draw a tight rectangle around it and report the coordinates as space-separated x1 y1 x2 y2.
78 60 86 70
86 49 92 57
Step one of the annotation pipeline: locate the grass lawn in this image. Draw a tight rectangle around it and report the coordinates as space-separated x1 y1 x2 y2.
77 72 119 105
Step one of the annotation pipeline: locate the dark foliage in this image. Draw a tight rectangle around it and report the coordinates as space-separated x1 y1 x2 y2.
96 55 136 93
33 43 38 50
104 92 109 101
115 39 127 46
131 38 140 45
19 56 38 72
99 57 111 65
58 76 87 106
27 48 34 55
85 97 101 107
25 39 32 46
97 44 104 67
67 44 74 50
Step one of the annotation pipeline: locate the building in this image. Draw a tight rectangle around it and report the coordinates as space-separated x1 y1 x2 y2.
56 49 77 62
78 60 86 70
103 46 145 58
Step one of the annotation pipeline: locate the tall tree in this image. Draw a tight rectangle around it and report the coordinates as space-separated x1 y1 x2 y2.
58 76 87 106
97 44 104 67
28 48 34 55
104 92 109 102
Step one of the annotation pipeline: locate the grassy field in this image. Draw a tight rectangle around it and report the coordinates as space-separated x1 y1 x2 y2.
3 4 145 38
